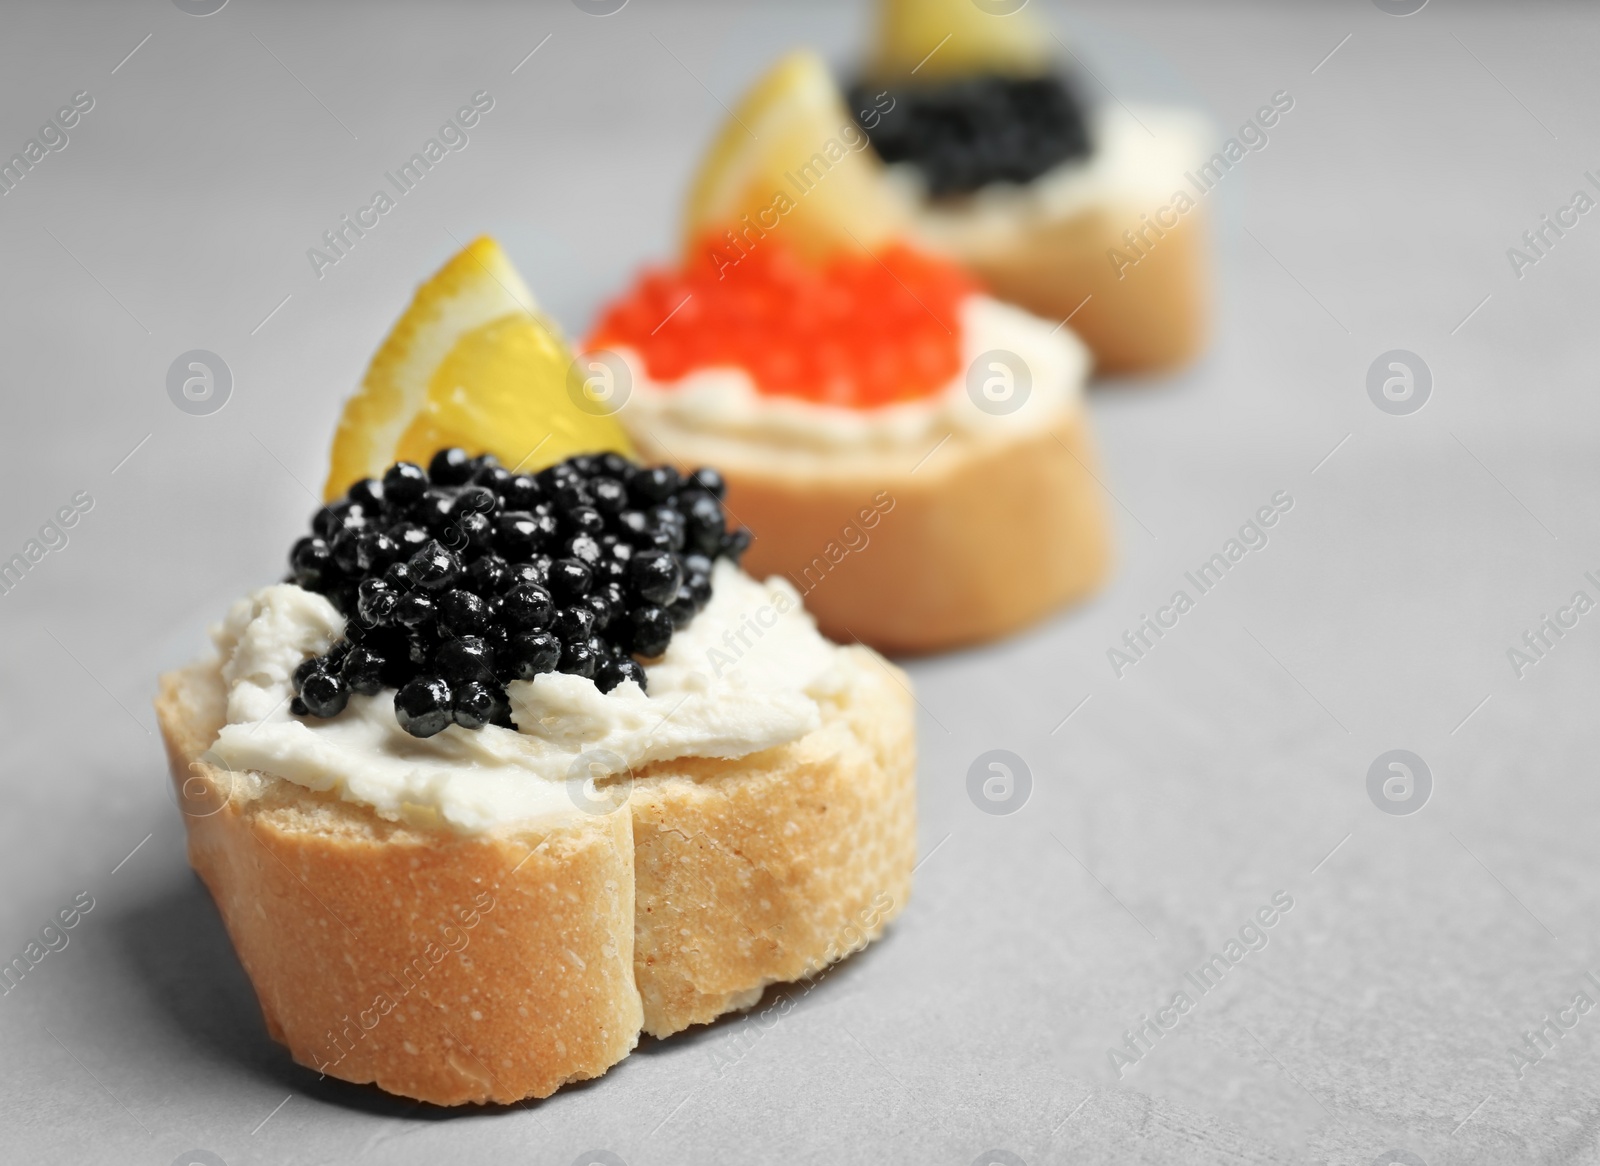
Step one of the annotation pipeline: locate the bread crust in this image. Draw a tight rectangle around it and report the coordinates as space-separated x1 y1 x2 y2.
629 647 916 1035
155 645 915 1104
922 205 1209 376
158 663 641 1106
632 406 1110 655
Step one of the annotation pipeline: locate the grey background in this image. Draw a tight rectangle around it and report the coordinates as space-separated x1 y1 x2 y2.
1 1 1596 1162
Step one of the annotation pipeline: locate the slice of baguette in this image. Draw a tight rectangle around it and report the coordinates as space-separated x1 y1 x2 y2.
629 404 1111 655
629 651 916 1036
155 643 915 1105
927 204 1209 376
157 661 642 1105
901 105 1213 377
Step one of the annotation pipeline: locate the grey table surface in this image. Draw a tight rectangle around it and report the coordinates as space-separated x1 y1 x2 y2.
2 1 1598 1162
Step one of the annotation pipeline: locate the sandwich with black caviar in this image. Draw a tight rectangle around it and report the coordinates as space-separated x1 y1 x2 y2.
156 238 916 1105
850 0 1213 375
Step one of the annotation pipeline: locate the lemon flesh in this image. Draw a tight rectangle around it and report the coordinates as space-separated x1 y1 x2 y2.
868 0 1052 81
324 236 631 501
682 50 905 265
395 313 630 475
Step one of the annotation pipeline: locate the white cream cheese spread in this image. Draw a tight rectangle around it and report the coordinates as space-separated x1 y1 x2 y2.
208 560 841 834
905 105 1215 251
611 293 1088 464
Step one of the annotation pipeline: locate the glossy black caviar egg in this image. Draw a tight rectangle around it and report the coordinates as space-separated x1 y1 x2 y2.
434 636 496 685
382 460 429 506
408 539 461 593
394 676 453 738
451 680 499 730
285 450 748 736
848 73 1092 197
504 631 561 680
501 583 553 632
340 645 386 696
427 447 473 486
627 604 674 658
558 641 598 679
299 670 350 718
630 549 683 607
436 588 490 638
595 654 647 694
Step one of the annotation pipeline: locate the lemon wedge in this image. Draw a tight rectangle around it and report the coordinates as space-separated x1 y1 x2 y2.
324 237 632 501
869 0 1052 81
392 312 628 475
682 50 905 264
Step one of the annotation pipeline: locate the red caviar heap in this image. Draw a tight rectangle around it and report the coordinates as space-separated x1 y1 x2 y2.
587 237 976 409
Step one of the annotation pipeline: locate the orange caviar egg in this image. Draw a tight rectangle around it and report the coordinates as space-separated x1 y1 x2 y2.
587 236 976 408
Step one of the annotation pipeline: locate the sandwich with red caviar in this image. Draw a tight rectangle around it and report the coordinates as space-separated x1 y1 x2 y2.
155 238 915 1105
847 0 1213 374
584 52 1110 654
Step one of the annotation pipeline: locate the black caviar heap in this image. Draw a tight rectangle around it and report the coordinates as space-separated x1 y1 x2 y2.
848 75 1091 197
285 449 750 739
